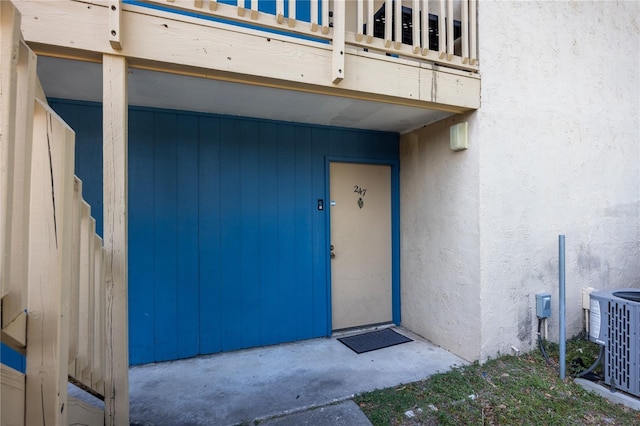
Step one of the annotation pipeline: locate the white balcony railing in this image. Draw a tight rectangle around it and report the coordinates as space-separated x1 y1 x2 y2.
134 0 478 82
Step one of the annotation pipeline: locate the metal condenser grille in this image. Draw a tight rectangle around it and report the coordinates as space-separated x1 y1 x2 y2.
605 300 639 397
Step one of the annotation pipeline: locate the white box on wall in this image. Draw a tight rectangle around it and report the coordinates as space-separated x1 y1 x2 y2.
450 122 468 151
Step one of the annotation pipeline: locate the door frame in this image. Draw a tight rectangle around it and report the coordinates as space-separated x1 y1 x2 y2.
324 157 400 335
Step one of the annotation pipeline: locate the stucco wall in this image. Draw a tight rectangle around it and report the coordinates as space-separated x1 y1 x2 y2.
401 0 640 362
477 0 640 361
400 115 481 362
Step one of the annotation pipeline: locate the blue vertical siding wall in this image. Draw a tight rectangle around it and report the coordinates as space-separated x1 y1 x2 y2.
49 102 104 236
49 100 399 365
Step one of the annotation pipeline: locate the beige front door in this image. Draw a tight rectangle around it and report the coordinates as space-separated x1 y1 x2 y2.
330 162 392 330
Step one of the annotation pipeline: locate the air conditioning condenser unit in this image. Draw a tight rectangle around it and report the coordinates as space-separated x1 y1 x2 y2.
589 288 640 397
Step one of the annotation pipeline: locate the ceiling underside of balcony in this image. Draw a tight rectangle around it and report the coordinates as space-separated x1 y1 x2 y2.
38 56 453 135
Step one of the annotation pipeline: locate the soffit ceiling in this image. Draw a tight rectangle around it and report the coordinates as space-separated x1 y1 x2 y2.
37 56 452 134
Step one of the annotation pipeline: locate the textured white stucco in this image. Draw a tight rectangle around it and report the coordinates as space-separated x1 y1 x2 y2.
401 0 640 362
400 116 481 362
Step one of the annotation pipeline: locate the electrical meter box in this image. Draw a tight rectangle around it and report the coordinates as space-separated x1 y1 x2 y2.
536 293 551 318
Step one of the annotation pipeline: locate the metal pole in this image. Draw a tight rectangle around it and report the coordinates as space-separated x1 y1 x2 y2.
559 235 566 379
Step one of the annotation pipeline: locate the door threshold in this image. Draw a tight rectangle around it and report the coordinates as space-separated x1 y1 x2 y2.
331 322 395 338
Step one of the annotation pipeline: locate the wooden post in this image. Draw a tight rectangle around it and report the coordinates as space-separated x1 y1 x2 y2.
2 38 36 349
76 202 94 382
321 0 329 33
287 0 296 27
412 0 420 53
438 0 445 58
446 0 453 60
384 0 392 47
332 0 345 84
470 0 477 65
26 99 75 426
276 0 284 23
250 0 258 19
81 218 97 384
461 0 469 62
68 178 82 371
237 0 246 17
93 235 106 393
8 39 36 321
394 0 401 49
0 0 20 313
103 53 130 426
108 0 123 50
310 0 318 31
421 0 429 55
356 0 363 41
366 0 374 42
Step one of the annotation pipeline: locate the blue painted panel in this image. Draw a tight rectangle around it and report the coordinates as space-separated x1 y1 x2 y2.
128 109 156 364
325 127 346 156
177 114 200 358
258 122 281 345
294 126 314 339
311 127 331 336
276 125 297 343
198 116 223 355
391 160 402 325
239 120 261 348
219 119 243 352
49 101 103 236
153 112 179 361
1 343 25 373
50 100 399 365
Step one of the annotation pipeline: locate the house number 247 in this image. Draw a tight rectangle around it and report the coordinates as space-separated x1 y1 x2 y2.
353 185 367 197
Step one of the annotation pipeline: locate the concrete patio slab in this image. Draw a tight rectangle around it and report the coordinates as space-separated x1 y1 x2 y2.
259 400 372 426
128 326 466 426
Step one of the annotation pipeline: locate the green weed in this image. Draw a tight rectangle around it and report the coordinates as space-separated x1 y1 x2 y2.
355 337 639 425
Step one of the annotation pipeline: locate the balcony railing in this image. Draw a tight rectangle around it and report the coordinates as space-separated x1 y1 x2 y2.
132 0 478 82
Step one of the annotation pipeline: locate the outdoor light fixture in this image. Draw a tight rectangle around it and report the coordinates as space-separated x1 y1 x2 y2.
450 121 468 151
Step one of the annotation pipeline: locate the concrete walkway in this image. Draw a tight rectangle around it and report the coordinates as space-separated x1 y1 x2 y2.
128 326 466 426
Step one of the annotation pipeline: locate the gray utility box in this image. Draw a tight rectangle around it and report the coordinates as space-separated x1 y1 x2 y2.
589 288 640 397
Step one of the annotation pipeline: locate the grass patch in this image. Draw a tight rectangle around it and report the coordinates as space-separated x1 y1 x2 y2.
355 336 640 425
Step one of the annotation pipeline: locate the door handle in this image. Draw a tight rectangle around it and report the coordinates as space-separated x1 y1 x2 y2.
330 244 335 259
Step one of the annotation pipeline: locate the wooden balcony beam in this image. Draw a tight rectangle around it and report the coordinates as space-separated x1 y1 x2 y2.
15 0 479 112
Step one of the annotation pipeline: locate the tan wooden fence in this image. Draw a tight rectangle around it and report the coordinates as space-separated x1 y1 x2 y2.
1 2 120 424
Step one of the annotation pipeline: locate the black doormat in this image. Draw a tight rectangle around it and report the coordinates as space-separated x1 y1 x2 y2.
338 328 413 354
